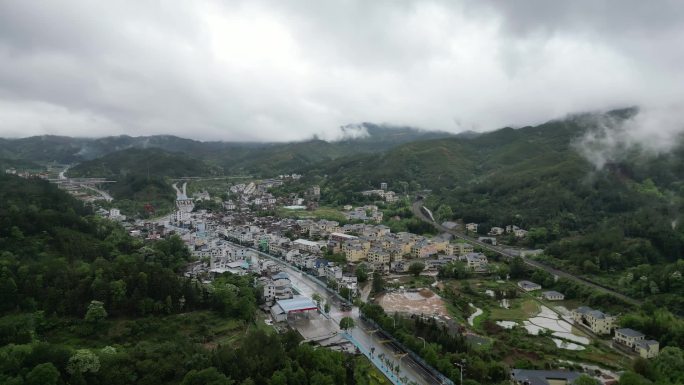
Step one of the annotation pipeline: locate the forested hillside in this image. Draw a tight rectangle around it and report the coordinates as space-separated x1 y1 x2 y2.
307 110 684 311
67 148 220 216
0 125 452 173
0 174 379 385
67 148 219 179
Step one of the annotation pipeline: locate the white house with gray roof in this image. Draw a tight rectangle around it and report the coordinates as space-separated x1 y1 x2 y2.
614 328 660 358
572 306 616 335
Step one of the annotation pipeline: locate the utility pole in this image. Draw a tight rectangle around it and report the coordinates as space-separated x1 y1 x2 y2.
454 360 466 385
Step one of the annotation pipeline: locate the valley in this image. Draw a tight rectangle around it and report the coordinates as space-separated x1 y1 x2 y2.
2 109 683 385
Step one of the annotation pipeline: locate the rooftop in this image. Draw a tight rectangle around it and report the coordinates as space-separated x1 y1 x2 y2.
616 328 645 338
294 238 320 247
275 296 318 313
511 369 582 385
272 272 290 280
635 340 659 348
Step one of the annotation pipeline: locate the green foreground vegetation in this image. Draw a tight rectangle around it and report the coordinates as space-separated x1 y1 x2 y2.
0 174 390 385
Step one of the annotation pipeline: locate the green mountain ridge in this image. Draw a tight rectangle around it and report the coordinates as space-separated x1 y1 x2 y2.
0 124 453 166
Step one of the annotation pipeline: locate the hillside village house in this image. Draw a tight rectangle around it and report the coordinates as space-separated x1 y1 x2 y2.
368 248 391 264
514 228 529 238
614 328 660 358
325 265 343 282
447 242 474 256
272 272 294 300
465 223 478 232
390 261 409 273
488 226 504 236
339 275 358 291
345 244 367 262
109 208 125 220
572 306 617 335
293 238 322 254
257 277 277 305
518 280 542 292
360 188 399 203
411 241 438 258
461 253 488 272
542 291 565 301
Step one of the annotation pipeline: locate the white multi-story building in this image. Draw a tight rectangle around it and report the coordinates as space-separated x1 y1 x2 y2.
572 306 617 335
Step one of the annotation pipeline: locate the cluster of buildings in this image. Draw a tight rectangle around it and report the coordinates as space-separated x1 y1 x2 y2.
4 167 49 179
256 268 294 305
225 179 319 212
516 280 566 301
570 306 660 358
227 181 279 209
464 222 529 238
360 189 399 203
165 184 492 300
488 225 529 238
359 182 400 203
107 208 126 221
513 280 661 359
341 204 384 223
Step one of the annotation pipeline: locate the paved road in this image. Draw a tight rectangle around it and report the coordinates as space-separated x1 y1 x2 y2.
172 182 188 199
81 184 113 202
411 200 642 307
254 249 447 385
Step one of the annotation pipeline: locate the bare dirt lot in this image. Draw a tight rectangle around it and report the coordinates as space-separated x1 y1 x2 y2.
378 288 450 319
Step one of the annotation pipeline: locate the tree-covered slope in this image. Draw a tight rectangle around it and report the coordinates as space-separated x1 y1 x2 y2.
67 148 220 217
307 110 684 309
67 148 218 179
0 125 453 171
0 174 378 385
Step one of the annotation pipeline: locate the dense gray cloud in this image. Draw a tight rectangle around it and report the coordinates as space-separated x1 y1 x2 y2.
0 0 682 142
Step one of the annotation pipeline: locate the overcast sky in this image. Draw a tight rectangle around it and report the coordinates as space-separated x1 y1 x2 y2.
0 0 682 142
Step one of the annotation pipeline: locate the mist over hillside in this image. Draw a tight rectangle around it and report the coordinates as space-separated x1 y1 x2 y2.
0 124 453 165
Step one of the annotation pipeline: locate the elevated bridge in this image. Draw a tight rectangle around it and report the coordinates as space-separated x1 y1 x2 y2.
49 178 117 184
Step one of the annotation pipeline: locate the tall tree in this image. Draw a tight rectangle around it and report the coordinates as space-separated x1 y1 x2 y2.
25 363 60 385
409 262 425 277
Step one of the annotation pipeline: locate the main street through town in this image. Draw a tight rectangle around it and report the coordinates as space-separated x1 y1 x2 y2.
411 200 642 307
152 211 449 385
253 248 449 385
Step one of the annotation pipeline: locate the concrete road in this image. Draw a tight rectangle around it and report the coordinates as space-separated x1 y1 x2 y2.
256 250 448 385
81 184 113 202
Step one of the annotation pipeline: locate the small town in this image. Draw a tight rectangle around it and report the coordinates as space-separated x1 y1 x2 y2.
80 173 662 385
2 6 683 384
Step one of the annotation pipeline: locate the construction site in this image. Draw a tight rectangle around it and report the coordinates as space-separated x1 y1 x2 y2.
378 288 451 320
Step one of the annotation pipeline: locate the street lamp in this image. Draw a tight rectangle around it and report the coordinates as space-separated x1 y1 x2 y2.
417 336 426 349
454 360 466 385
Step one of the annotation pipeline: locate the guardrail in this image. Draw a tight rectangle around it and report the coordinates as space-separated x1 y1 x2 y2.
359 314 455 385
343 331 405 385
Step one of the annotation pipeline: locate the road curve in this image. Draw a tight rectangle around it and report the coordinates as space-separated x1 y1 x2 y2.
411 200 642 307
